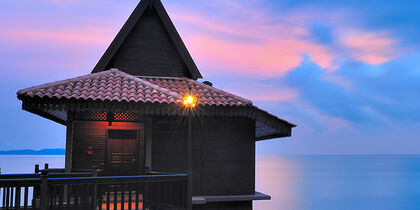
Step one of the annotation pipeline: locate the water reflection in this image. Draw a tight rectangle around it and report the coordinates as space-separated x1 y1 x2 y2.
254 155 420 210
254 155 303 210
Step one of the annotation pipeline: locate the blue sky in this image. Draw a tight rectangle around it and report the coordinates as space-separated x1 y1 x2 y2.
0 0 419 154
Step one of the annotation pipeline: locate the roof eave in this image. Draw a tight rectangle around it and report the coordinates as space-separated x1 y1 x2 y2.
256 131 292 141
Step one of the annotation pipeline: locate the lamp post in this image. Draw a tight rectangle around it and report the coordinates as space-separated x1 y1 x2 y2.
183 86 197 210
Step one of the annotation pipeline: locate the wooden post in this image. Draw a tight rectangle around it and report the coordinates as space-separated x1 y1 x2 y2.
40 171 48 210
92 166 98 210
33 164 41 207
65 111 74 173
64 111 74 208
35 164 39 174
44 163 49 171
186 110 192 210
145 116 153 173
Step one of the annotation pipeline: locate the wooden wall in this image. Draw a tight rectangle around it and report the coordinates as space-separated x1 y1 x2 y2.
151 116 255 196
71 121 145 173
151 116 187 173
110 6 186 77
70 115 256 209
197 117 255 196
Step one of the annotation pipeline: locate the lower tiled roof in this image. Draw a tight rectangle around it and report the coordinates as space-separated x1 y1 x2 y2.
17 69 250 107
17 68 295 140
17 69 180 104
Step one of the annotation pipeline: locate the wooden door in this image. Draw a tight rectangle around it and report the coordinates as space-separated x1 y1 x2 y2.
106 130 139 175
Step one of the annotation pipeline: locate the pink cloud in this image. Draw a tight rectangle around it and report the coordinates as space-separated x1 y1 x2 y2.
187 35 336 76
338 30 398 65
172 10 337 78
1 0 401 81
170 7 371 78
169 2 400 78
172 11 309 40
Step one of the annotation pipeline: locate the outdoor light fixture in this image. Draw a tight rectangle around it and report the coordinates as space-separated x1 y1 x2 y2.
183 94 197 108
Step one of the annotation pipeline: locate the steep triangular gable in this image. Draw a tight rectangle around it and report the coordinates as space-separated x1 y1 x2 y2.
92 0 202 80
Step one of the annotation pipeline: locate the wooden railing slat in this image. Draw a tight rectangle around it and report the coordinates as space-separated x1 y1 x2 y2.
113 184 117 210
128 184 132 210
58 185 63 209
97 184 102 210
6 187 9 209
121 184 125 210
15 186 21 209
10 186 14 209
168 181 172 207
81 185 85 210
106 185 110 210
156 182 160 209
135 184 139 210
76 185 81 210
66 185 71 210
24 186 28 210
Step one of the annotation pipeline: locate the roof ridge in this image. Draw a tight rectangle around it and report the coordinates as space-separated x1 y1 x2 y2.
113 70 182 99
183 77 253 105
137 75 183 80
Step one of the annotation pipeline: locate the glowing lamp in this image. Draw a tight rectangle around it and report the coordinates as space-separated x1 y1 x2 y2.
183 94 197 108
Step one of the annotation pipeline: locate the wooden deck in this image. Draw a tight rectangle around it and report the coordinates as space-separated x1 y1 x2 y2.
0 171 189 210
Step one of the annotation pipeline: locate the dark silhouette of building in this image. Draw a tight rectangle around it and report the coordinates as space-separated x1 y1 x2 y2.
16 0 295 209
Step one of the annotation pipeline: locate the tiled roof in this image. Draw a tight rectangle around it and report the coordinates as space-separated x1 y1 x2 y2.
17 68 295 139
17 69 252 107
17 69 180 104
142 77 251 106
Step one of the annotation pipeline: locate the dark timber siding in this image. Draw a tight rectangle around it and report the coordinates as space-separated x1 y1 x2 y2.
111 7 186 77
151 116 187 174
198 117 255 196
151 116 255 197
72 121 145 173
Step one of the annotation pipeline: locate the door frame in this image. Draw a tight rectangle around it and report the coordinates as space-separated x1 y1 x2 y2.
104 122 145 175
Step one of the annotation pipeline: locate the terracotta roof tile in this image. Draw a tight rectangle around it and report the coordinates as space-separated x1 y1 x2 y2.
17 69 181 104
17 69 252 107
142 77 252 106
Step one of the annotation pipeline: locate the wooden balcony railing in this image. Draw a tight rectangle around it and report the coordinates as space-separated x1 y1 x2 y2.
0 172 188 210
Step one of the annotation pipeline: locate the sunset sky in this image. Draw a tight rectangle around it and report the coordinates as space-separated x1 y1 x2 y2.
0 0 419 154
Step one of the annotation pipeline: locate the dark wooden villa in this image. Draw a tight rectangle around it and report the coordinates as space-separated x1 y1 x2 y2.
1 0 295 209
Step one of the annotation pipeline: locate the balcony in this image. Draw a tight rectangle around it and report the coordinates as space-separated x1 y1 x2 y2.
0 169 188 210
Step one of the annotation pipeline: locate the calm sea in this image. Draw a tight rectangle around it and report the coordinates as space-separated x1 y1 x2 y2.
1 155 419 210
